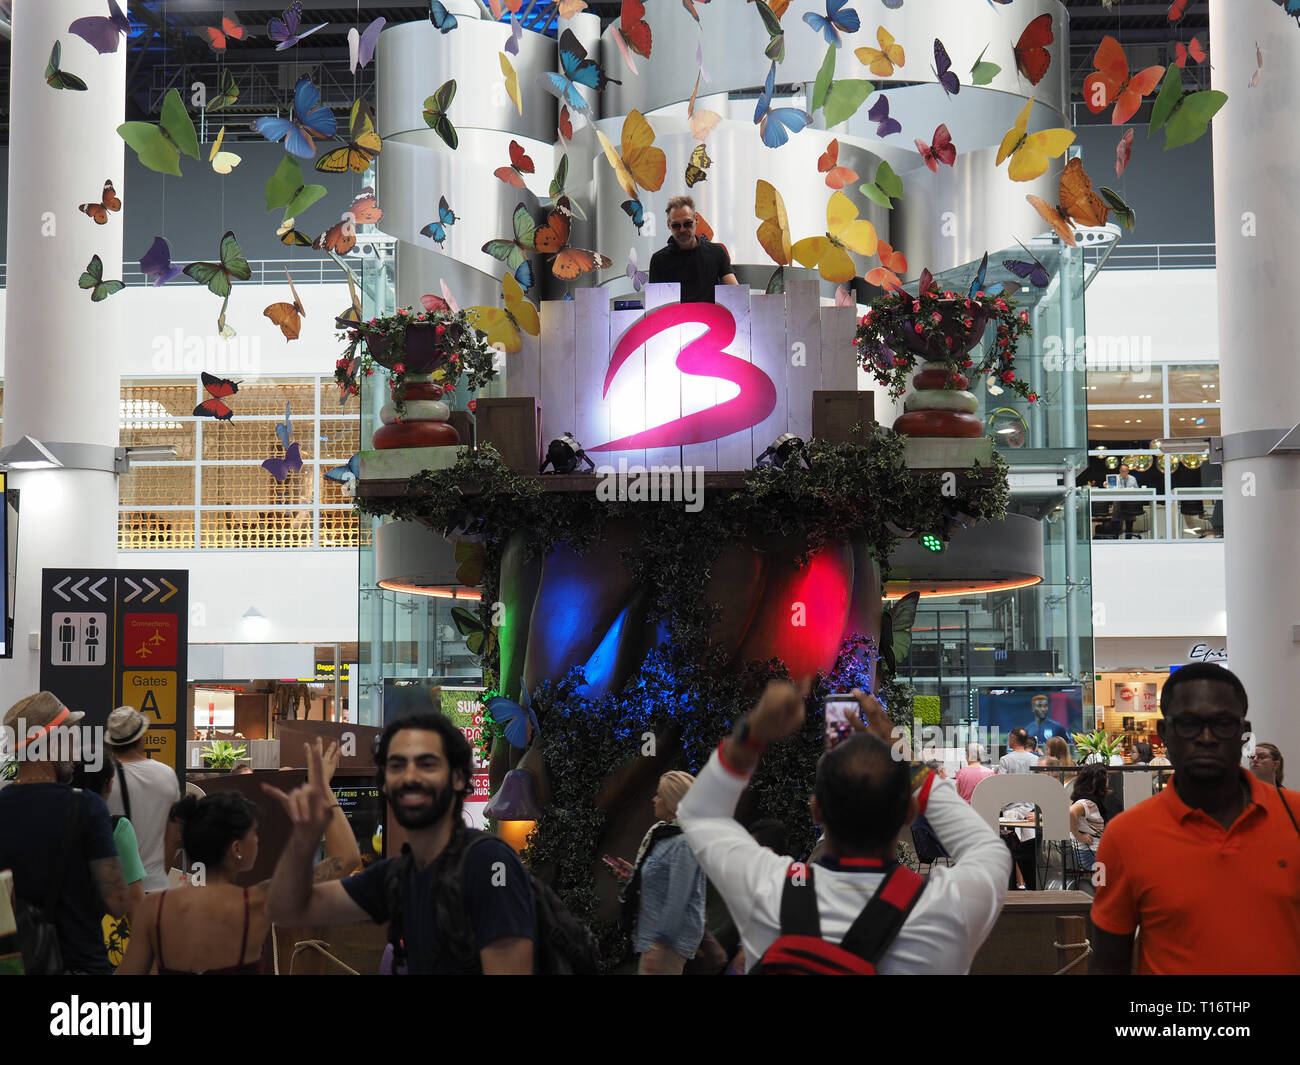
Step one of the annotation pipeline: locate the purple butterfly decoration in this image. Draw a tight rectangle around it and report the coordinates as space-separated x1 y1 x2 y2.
269 1 327 52
262 441 303 483
933 39 960 96
69 0 130 55
504 16 523 56
139 236 184 286
868 94 901 137
348 17 385 73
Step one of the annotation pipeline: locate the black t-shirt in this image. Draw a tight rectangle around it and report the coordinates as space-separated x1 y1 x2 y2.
0 783 118 974
648 235 733 303
341 834 536 974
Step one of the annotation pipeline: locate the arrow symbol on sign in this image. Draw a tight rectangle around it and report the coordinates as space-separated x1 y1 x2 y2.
89 577 108 602
123 578 141 603
53 577 72 602
72 578 89 602
159 579 178 603
142 578 159 603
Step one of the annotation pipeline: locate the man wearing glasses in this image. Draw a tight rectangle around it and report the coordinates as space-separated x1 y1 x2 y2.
1088 663 1300 974
648 195 739 303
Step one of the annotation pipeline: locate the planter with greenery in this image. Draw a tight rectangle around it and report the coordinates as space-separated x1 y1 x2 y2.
1071 728 1124 765
200 740 248 771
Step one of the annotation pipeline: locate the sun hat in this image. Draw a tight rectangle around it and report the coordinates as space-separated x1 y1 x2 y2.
106 705 149 747
3 692 84 748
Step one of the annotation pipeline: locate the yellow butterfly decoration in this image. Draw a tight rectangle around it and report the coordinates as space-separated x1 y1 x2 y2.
855 27 905 78
464 272 539 356
792 190 878 284
685 144 712 188
754 179 792 266
995 98 1076 183
499 52 522 116
688 73 721 142
315 99 382 175
208 126 241 175
595 109 667 202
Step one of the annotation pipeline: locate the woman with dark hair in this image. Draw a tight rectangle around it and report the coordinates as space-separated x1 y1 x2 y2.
1068 764 1109 873
1131 741 1153 765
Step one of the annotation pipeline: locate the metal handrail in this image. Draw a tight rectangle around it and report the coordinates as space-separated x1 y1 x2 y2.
1082 242 1216 271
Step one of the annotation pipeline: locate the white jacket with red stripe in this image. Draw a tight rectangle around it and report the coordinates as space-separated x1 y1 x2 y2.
677 749 1011 974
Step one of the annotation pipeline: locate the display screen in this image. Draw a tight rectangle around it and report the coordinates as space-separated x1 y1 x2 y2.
332 778 384 862
976 685 1084 746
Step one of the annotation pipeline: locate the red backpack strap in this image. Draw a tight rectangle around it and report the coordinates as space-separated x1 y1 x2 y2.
777 862 820 937
836 865 927 966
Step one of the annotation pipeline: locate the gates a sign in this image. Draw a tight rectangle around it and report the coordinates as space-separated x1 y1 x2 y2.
40 569 189 778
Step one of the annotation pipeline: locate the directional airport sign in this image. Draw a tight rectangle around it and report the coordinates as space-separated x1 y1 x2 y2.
40 569 189 779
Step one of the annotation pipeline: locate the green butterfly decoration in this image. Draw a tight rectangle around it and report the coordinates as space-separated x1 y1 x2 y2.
118 88 200 177
541 154 587 220
422 80 459 151
183 231 251 299
45 41 87 91
1148 66 1227 151
970 45 1001 87
78 255 124 302
813 44 874 129
207 69 240 113
755 1 785 64
451 605 496 658
265 156 326 220
1098 186 1136 230
765 266 785 295
879 590 920 677
859 160 904 210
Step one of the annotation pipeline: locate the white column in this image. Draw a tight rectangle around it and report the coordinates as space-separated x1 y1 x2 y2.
1211 3 1300 756
1 0 125 699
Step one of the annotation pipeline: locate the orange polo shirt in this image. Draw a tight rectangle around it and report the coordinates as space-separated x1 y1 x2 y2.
1091 770 1300 974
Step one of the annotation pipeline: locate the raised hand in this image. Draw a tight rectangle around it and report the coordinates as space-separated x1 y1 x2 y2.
748 679 808 745
262 741 335 842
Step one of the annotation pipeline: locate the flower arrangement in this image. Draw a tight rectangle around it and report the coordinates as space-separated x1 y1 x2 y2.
854 271 1037 403
335 306 498 418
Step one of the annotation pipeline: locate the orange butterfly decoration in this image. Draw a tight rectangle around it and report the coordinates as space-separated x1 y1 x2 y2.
535 197 613 280
864 242 907 292
263 271 306 341
495 140 535 188
313 188 383 254
558 106 574 144
1025 159 1109 248
688 74 721 142
817 139 859 190
79 179 121 224
1084 36 1165 125
1174 37 1206 69
748 0 791 16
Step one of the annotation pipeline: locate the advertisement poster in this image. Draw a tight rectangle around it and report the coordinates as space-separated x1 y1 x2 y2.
382 679 489 828
1114 682 1158 717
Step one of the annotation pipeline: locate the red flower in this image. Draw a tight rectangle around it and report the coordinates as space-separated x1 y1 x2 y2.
914 323 925 334
467 399 478 413
1027 392 1038 402
930 312 942 323
945 337 954 348
398 308 409 316
962 359 973 368
1002 370 1016 383
893 356 908 366
998 338 1009 348
912 301 922 312
393 362 406 373
1020 311 1029 322
975 291 985 299
943 291 955 299
964 299 972 309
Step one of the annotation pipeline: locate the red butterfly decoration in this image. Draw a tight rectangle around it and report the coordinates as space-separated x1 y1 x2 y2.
201 14 245 52
1174 37 1206 68
621 0 652 58
558 106 574 143
1167 0 1190 23
194 371 239 420
495 139 536 188
1014 13 1054 86
915 124 955 173
1116 128 1134 178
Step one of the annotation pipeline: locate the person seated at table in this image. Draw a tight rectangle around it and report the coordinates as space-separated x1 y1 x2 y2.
1068 764 1109 873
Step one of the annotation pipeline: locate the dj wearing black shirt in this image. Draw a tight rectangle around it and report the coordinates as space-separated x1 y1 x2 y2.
648 194 739 303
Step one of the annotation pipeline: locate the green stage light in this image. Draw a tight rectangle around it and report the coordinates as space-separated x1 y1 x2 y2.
920 532 945 553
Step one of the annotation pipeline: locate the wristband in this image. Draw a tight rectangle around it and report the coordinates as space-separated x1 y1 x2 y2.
732 717 767 753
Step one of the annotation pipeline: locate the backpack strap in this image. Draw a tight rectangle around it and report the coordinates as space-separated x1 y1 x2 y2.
777 862 821 938
1277 785 1300 841
837 864 927 966
114 761 132 822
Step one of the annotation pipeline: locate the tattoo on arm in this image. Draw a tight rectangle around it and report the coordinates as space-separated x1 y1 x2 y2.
311 857 350 884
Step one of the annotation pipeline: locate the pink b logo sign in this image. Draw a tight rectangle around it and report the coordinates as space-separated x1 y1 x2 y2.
591 303 777 452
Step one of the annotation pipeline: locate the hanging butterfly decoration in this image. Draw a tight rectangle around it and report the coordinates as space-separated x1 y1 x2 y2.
118 88 199 176
813 44 876 129
970 44 1001 86
818 139 858 190
1147 66 1227 150
421 196 458 247
1168 0 1191 20
626 247 648 292
79 180 121 225
504 16 523 57
684 144 712 188
495 140 536 188
465 273 539 355
1249 41 1263 89
1098 187 1137 230
596 110 667 201
139 236 184 286
932 39 960 95
46 41 88 92
867 94 901 137
792 190 878 284
452 606 498 659
755 1 785 63
755 179 793 268
915 124 956 173
688 73 722 142
500 53 523 116
1002 240 1051 289
422 80 459 150
1025 158 1109 247
558 105 574 145
209 127 242 175
859 160 903 209
200 13 246 53
429 0 459 32
1013 13 1054 86
348 18 385 73
803 0 859 47
264 273 306 341
1115 127 1134 178
313 189 384 255
620 0 652 58
254 75 337 159
325 454 361 494
755 61 813 148
185 231 252 299
482 203 538 278
996 98 1075 182
879 591 920 676
541 29 620 113
1174 37 1206 69
316 99 382 174
78 255 125 302
262 441 304 484
1268 0 1300 26
194 372 240 421
540 155 588 221
486 694 539 748
69 0 130 55
864 242 907 293
265 156 325 222
1085 36 1165 125
856 26 905 77
268 1 328 50
682 0 711 24
535 198 613 280
207 69 240 113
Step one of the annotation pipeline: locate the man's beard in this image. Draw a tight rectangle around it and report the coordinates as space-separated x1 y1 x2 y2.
389 781 456 829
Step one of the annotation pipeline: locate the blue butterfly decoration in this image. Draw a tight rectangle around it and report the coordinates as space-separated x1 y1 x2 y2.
429 0 459 33
621 198 646 231
754 62 812 149
325 453 361 487
933 39 960 96
987 0 1013 6
420 196 458 247
253 75 337 159
968 251 1012 299
513 260 535 292
803 0 860 48
540 29 620 113
867 94 901 137
1271 0 1300 22
881 0 903 8
488 692 539 749
275 402 293 449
